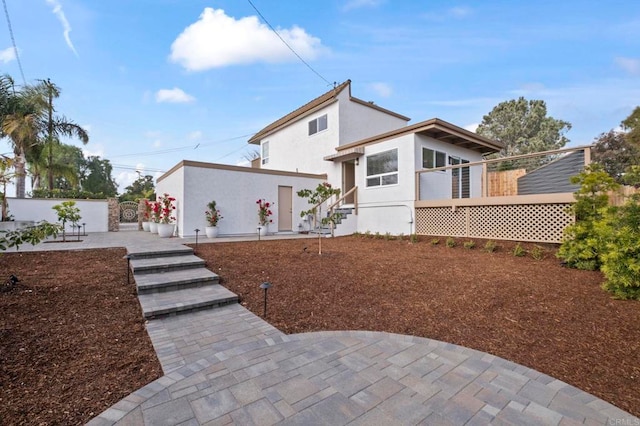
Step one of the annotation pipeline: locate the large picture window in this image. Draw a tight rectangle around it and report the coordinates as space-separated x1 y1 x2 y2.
308 114 328 135
366 149 398 187
423 147 446 169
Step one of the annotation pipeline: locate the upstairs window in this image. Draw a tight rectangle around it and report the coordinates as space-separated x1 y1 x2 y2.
308 114 328 136
423 147 446 169
366 149 398 187
261 141 269 165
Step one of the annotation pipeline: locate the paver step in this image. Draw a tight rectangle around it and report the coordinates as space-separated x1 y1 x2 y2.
135 268 220 294
128 246 193 259
138 284 238 319
130 254 205 274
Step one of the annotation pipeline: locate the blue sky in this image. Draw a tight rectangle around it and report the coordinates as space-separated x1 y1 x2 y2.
1 0 639 195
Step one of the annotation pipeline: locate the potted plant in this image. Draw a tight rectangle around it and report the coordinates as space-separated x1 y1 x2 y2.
156 193 176 238
256 199 273 236
205 200 222 238
142 199 153 231
149 201 160 233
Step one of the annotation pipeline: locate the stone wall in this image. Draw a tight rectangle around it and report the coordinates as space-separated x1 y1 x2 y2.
108 198 119 232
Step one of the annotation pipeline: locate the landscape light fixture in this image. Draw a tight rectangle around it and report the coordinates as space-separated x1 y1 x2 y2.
82 223 86 235
259 281 272 318
257 226 262 241
123 254 131 285
194 228 200 254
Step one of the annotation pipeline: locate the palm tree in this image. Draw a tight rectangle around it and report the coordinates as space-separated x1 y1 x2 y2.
0 75 47 198
37 79 89 191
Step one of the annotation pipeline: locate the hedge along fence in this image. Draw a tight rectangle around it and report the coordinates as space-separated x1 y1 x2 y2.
4 198 109 233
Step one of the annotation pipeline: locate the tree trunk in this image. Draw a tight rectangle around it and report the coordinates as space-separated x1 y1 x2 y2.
15 151 26 199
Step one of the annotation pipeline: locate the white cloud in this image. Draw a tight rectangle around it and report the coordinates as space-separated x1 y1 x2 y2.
155 88 196 103
369 82 393 98
169 8 325 71
615 56 640 76
45 0 78 57
0 47 16 63
342 0 384 12
82 146 104 158
144 130 162 138
153 140 162 148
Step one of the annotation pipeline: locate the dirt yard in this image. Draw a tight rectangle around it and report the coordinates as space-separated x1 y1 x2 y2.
1 236 638 425
0 248 162 425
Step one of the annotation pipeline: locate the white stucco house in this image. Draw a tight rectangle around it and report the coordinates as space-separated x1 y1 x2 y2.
156 80 503 237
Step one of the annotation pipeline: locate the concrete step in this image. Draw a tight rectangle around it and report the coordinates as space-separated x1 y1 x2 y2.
130 255 205 274
138 285 239 319
128 246 193 259
135 268 220 294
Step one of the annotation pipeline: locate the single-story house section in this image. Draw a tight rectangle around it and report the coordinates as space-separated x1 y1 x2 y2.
156 80 504 237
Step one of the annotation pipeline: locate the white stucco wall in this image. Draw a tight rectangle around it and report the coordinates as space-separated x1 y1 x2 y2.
337 92 408 146
157 162 326 237
353 135 416 235
6 198 109 232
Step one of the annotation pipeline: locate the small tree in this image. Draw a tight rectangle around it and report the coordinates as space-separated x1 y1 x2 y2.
0 221 61 251
297 182 341 255
52 200 81 242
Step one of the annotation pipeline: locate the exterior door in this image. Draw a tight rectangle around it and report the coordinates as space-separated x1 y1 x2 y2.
342 161 356 204
278 186 293 231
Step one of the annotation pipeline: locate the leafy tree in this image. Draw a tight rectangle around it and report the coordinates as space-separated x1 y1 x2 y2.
119 174 155 202
477 97 571 168
621 106 640 147
0 221 61 251
81 156 118 197
297 182 341 255
0 156 15 220
592 130 640 183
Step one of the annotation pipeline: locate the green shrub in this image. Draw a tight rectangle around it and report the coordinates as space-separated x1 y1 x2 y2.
557 164 619 270
430 238 440 246
531 245 545 260
397 233 405 241
484 240 497 253
513 243 526 257
364 230 372 238
374 232 382 239
384 232 394 241
463 240 475 250
446 237 456 248
409 233 418 243
599 192 640 299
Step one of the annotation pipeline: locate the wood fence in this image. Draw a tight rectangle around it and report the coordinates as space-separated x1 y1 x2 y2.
486 169 527 196
609 186 638 206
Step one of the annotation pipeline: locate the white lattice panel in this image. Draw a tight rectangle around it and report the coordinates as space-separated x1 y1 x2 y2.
415 207 467 237
416 203 574 243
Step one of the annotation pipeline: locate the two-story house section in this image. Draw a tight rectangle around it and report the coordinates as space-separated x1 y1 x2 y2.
247 80 410 188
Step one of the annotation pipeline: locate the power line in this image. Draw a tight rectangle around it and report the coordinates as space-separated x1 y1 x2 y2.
109 133 256 159
246 0 331 86
2 0 26 85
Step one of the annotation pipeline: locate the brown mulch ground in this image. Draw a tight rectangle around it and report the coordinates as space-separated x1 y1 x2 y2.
0 248 162 425
195 236 640 417
1 237 638 425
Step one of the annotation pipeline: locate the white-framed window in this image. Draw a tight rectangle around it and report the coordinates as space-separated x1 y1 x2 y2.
261 141 269 165
308 114 328 136
423 147 446 169
366 149 398 187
